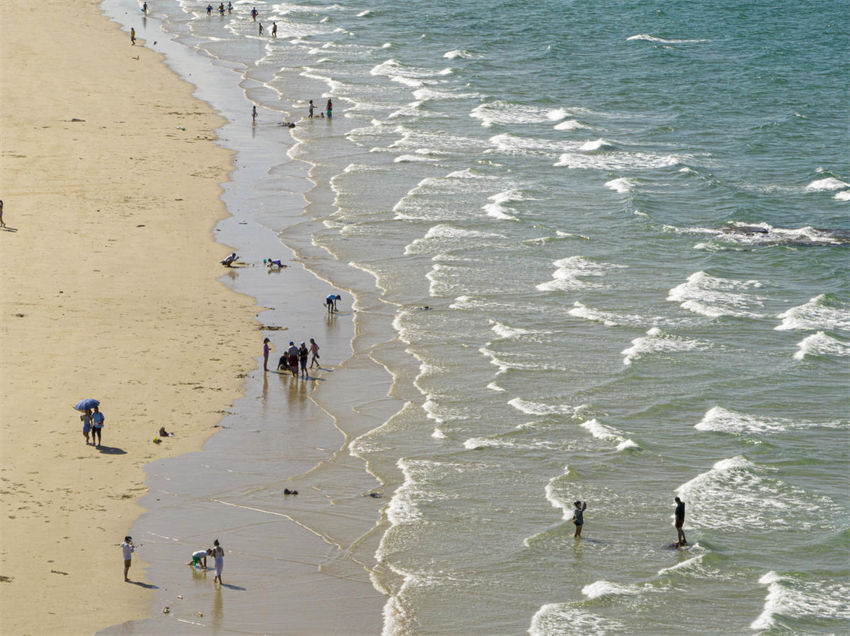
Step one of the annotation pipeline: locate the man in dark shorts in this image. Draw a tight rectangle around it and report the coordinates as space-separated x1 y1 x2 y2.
572 500 587 538
674 496 687 546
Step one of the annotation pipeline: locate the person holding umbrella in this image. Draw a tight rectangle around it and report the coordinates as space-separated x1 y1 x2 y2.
75 398 100 445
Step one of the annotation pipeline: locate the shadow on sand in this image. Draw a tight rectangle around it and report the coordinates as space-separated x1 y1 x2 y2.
126 580 159 589
97 445 127 455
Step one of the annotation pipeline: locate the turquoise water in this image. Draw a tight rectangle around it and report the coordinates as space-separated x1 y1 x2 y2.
110 0 848 632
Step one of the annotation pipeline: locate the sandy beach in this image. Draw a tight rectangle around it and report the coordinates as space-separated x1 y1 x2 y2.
0 1 259 633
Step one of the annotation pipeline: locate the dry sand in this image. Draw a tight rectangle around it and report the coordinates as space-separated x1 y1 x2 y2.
0 1 260 633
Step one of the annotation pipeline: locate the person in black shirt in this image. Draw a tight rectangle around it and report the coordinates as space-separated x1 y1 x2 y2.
674 496 687 546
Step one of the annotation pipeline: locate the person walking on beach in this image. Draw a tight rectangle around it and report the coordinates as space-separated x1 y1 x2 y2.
250 6 258 21
674 496 687 547
212 539 224 585
207 4 213 15
0 200 5 228
91 405 105 448
308 100 314 119
572 500 587 538
121 536 135 581
81 408 93 445
309 338 320 368
263 337 271 372
258 22 263 36
271 21 277 38
299 342 309 378
130 27 136 45
252 105 257 124
326 98 333 119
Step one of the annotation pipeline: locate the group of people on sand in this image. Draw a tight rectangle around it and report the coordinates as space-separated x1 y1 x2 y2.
80 406 106 447
572 497 688 547
186 539 226 584
264 338 320 378
121 536 225 585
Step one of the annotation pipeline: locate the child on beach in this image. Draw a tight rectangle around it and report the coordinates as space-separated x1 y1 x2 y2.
91 406 105 447
188 548 211 569
263 337 271 372
81 409 92 445
267 258 285 269
121 536 134 581
130 27 136 45
309 338 320 368
221 252 239 267
326 98 333 119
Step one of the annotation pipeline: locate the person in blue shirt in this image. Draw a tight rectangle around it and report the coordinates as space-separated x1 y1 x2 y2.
91 406 105 447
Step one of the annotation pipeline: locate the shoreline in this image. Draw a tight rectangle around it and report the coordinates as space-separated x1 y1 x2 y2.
94 0 398 633
0 0 261 633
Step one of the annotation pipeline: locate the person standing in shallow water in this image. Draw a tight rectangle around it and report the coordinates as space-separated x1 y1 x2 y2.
309 338 320 368
326 98 333 119
572 500 587 538
212 539 224 585
263 337 271 372
674 496 687 546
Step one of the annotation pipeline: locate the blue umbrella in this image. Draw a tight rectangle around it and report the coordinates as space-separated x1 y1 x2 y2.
74 398 100 411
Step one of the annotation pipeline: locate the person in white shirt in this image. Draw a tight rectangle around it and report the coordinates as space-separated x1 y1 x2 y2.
188 548 211 569
121 536 134 581
212 539 224 585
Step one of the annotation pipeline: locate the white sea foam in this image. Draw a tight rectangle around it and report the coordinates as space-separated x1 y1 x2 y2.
605 177 634 193
470 101 568 127
529 604 625 636
751 572 850 631
676 221 848 247
536 256 626 292
805 176 849 191
555 149 681 170
580 419 639 451
393 154 437 163
696 406 791 435
509 397 574 416
793 331 850 361
489 320 534 339
775 294 850 331
486 381 505 392
404 224 502 255
579 138 615 152
676 456 838 531
582 580 643 599
553 118 590 131
656 553 706 577
835 190 850 201
627 33 709 44
622 327 708 366
443 49 472 59
482 188 528 220
667 271 765 318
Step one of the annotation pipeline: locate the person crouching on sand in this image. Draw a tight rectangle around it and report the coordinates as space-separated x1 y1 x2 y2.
188 548 211 569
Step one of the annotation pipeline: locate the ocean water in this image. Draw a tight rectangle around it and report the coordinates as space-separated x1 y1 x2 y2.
106 0 848 633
